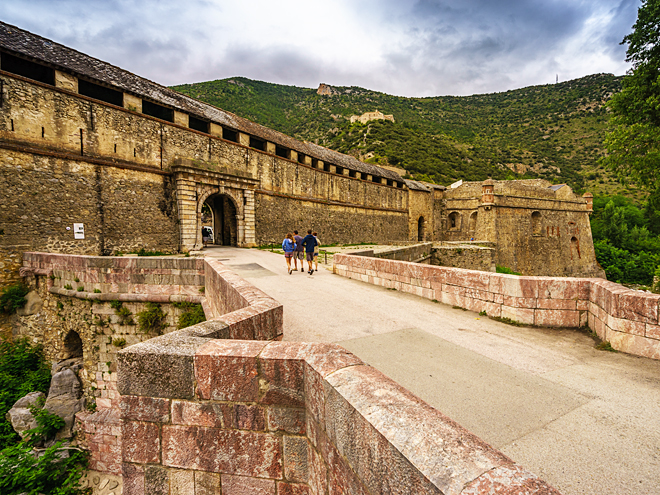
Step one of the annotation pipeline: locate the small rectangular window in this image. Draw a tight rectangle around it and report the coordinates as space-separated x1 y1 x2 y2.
335 167 343 175
372 176 380 183
189 115 209 133
78 79 123 106
249 136 265 151
1 52 54 85
298 153 305 164
349 170 357 178
142 100 173 122
275 146 289 158
223 128 238 142
323 163 331 172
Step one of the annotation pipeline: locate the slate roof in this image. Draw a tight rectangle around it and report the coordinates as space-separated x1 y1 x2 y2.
404 179 446 192
0 21 404 183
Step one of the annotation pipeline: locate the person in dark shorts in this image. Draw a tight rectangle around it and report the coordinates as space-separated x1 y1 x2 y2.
293 230 304 272
282 232 296 274
301 229 318 275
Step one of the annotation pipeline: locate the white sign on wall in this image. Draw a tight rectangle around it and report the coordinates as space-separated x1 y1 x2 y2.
73 223 85 239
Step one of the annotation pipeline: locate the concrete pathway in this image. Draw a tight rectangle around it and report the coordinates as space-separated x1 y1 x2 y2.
204 246 660 495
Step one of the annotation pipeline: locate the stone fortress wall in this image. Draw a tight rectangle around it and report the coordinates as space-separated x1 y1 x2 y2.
0 21 603 290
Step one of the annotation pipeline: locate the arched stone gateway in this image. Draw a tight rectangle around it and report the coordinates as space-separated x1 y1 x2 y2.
172 160 259 251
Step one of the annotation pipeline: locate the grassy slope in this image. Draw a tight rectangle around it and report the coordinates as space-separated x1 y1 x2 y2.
172 74 635 196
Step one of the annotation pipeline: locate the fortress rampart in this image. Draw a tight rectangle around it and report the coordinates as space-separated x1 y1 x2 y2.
0 21 603 290
334 254 660 360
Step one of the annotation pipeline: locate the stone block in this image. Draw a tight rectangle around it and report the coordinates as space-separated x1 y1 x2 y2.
195 471 221 495
170 468 195 495
537 278 579 300
194 340 268 401
607 330 660 360
615 292 660 323
646 323 660 340
267 407 306 435
576 300 589 311
276 481 310 495
283 436 309 483
445 269 490 291
235 404 266 431
534 310 579 328
162 425 282 478
122 421 160 464
221 474 276 495
304 364 325 427
171 400 229 428
122 463 145 495
500 306 535 325
502 296 537 309
440 291 466 308
119 396 170 423
537 298 577 310
608 316 646 336
500 275 538 299
145 466 169 495
118 333 209 399
307 445 329 495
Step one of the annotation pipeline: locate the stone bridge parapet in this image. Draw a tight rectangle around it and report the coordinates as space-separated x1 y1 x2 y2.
334 253 660 360
118 338 560 494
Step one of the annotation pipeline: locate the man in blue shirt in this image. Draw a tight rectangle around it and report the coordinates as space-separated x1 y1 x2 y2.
301 229 318 275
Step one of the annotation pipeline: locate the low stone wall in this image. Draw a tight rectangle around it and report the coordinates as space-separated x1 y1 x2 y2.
118 339 560 494
20 252 283 490
333 254 660 360
373 242 433 262
431 242 496 272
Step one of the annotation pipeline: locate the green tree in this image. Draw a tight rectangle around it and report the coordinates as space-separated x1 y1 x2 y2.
604 0 660 188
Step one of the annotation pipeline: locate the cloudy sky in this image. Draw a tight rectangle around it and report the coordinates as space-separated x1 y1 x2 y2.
1 0 641 97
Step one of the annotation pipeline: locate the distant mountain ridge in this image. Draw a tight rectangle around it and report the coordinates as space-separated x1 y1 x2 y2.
171 74 631 196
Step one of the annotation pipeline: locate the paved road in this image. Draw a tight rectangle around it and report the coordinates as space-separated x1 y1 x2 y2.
205 246 660 495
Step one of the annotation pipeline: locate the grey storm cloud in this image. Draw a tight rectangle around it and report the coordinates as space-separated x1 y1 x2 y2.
0 0 642 96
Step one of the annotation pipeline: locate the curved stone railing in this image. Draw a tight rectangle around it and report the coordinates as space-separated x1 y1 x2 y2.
20 253 283 342
333 253 660 360
118 339 560 494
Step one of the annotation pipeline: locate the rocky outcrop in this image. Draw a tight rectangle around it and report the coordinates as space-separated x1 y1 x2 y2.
44 365 85 442
6 391 45 439
16 290 43 316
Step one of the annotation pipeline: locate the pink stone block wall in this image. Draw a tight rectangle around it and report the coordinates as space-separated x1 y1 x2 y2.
118 340 560 494
334 253 660 361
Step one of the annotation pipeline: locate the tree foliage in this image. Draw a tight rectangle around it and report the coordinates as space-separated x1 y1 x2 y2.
0 441 88 495
604 0 660 189
0 339 52 450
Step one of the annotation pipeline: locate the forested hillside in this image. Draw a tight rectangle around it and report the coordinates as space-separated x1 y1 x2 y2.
172 74 628 195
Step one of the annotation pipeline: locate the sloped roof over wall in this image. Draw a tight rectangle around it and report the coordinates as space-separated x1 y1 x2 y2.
0 22 403 183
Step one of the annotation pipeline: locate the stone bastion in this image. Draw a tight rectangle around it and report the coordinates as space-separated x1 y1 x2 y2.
18 251 562 494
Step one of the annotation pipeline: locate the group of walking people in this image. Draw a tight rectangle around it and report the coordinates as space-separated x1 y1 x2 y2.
282 230 320 275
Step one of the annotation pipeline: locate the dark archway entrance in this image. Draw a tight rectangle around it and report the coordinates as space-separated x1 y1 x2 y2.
205 194 238 246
